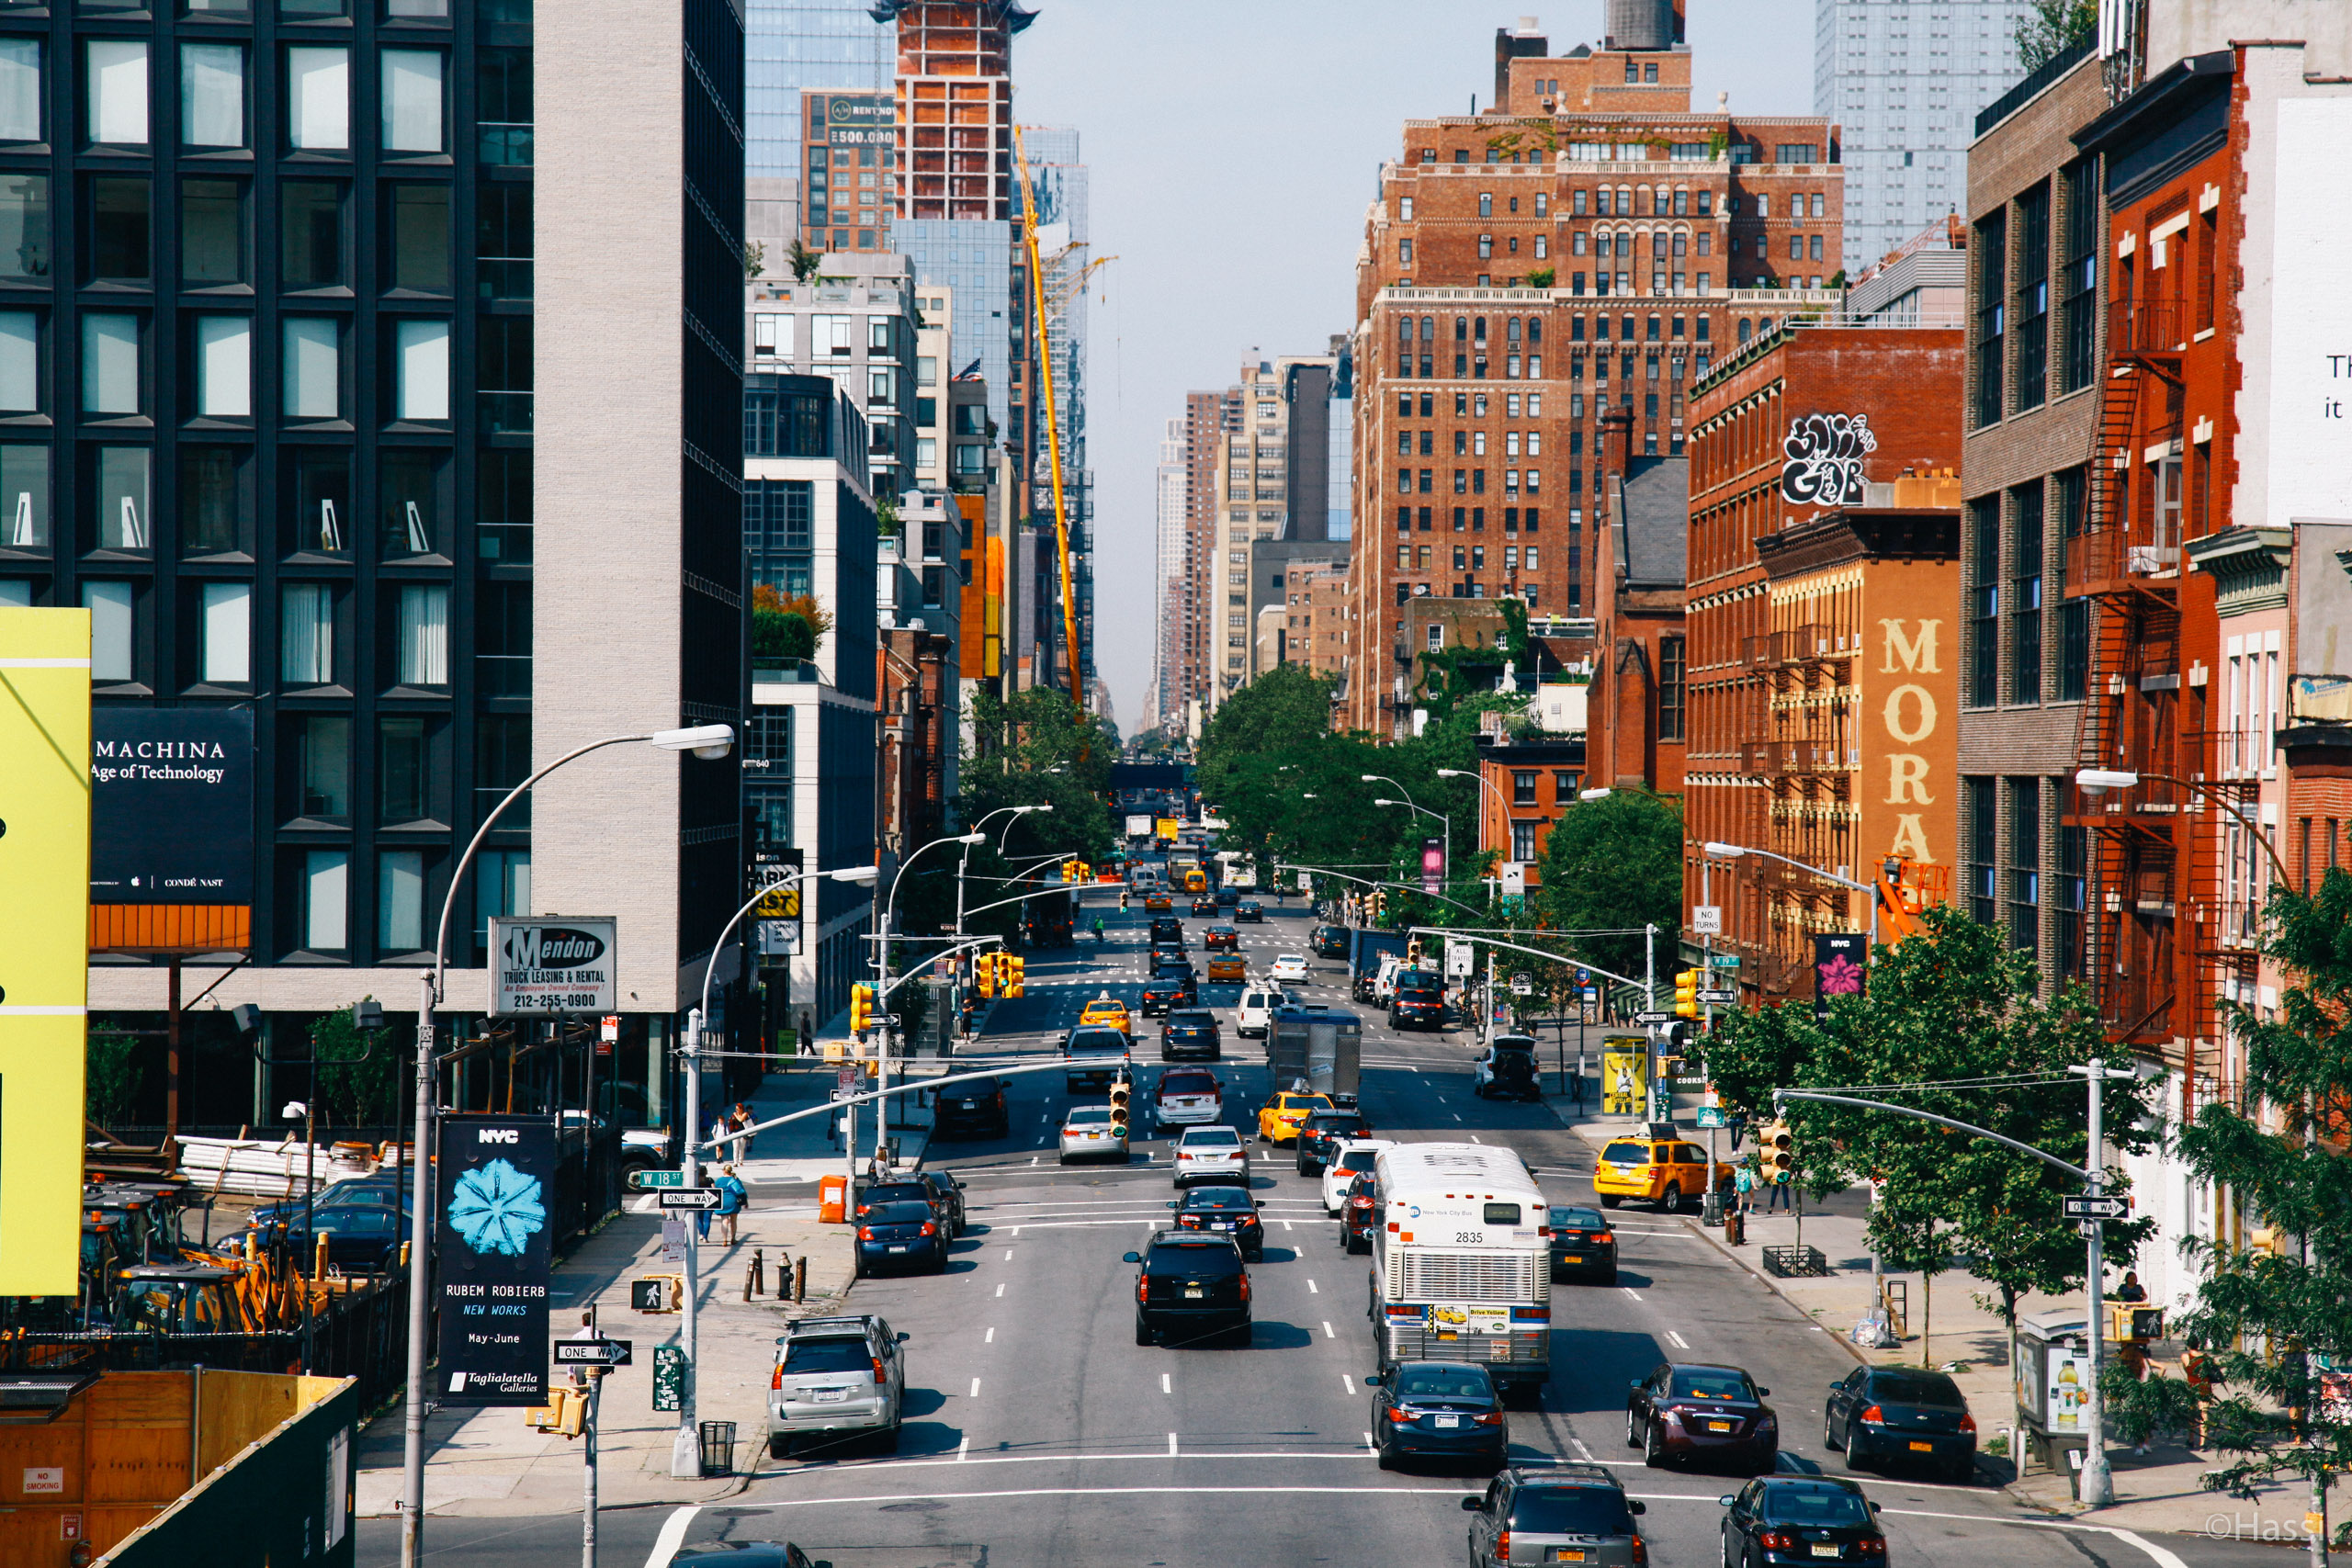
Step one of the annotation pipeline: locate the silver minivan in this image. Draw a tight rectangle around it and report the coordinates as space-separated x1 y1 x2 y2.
766 1314 907 1459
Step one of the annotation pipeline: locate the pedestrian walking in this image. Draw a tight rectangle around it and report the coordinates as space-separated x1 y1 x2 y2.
713 1165 748 1247
727 1101 754 1163
1733 1163 1755 1215
1763 1172 1792 1212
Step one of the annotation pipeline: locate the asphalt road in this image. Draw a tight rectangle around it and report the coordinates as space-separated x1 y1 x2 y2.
361 888 2304 1568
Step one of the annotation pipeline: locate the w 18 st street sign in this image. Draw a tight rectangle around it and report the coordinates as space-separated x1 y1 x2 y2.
490 916 616 1017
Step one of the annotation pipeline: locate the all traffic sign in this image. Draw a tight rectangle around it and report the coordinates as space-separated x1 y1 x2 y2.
656 1189 722 1211
2062 1194 2131 1221
628 1169 687 1190
553 1338 634 1366
1633 1011 1676 1025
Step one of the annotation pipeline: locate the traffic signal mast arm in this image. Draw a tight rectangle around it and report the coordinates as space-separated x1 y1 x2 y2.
1278 863 1488 919
1403 926 1655 1001
1768 1089 2090 1179
687 1058 1080 1156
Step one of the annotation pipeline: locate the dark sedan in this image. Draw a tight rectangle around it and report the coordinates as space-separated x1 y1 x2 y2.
1127 1232 1250 1348
1295 1111 1374 1176
253 1176 413 1232
1190 896 1219 917
1139 976 1196 1016
854 1200 947 1276
1148 917 1185 946
1548 1203 1619 1285
1720 1477 1887 1568
1339 1172 1381 1254
1235 900 1263 922
1203 925 1239 952
933 1075 1011 1139
1628 1362 1778 1472
1825 1366 1975 1482
1167 1185 1262 1260
279 1204 410 1272
1370 1360 1508 1471
1215 886 1239 907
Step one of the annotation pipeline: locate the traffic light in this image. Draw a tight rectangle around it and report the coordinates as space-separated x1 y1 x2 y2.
1005 956 1026 998
1406 937 1423 964
526 1385 586 1438
1761 1120 1794 1185
1062 858 1080 883
975 953 997 997
849 983 875 1034
1108 1076 1132 1136
1674 968 1702 1019
630 1273 684 1313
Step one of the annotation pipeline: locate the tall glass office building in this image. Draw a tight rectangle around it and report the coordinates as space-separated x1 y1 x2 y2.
748 0 892 180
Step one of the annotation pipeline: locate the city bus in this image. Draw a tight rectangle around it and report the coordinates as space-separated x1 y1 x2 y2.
1368 1143 1550 1404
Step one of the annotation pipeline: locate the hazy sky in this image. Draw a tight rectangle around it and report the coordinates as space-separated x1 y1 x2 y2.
1010 0 1816 733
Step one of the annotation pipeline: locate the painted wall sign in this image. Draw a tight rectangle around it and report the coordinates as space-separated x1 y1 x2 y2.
1780 412 1879 507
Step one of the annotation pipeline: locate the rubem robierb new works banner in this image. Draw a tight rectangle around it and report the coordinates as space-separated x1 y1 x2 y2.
435 1113 556 1405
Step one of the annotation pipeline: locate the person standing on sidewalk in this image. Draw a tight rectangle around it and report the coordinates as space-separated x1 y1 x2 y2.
1763 1168 1792 1213
712 1165 748 1247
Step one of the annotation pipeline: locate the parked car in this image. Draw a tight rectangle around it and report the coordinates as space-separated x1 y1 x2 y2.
1464 1464 1647 1568
1338 1172 1381 1253
1125 1231 1250 1347
1235 900 1263 922
1235 985 1286 1037
1294 1111 1374 1176
1319 1138 1392 1213
1057 1105 1130 1165
1592 1136 1736 1214
1171 1124 1248 1188
933 1075 1012 1140
277 1204 410 1273
1627 1362 1778 1472
1153 1067 1224 1129
765 1313 906 1459
1548 1203 1619 1284
252 1176 413 1233
1719 1477 1886 1568
854 1200 947 1276
1167 1185 1262 1260
1472 1037 1544 1101
1370 1360 1508 1471
1825 1365 1976 1482
1204 953 1246 983
1161 1009 1222 1062
1270 953 1309 982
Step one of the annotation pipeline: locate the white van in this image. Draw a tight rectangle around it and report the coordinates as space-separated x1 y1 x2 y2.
1236 985 1287 1038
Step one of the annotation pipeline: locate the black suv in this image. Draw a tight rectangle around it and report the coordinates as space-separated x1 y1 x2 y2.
1295 1111 1374 1176
1148 917 1185 947
933 1075 1011 1140
1389 973 1447 1031
1310 925 1350 959
854 1175 963 1237
1161 1009 1222 1062
1235 900 1263 922
1125 1231 1250 1348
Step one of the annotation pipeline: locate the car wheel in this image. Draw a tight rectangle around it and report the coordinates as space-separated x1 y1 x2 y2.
1843 1437 1869 1472
1135 1314 1154 1346
768 1433 793 1461
1057 1154 1069 1166
1660 1183 1682 1214
1375 1442 1396 1471
1824 1414 1841 1450
1247 1246 1262 1263
1626 1410 1643 1449
1644 1418 1668 1468
1755 1445 1779 1476
1600 1194 1622 1210
878 1425 901 1455
1601 1266 1618 1286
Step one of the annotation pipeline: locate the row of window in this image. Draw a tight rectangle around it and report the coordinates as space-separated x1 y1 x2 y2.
1395 310 1719 346
1960 775 2086 976
1962 469 2089 709
1396 542 1543 572
1973 159 2099 426
1390 505 1551 534
1399 186 1823 221
0 37 514 159
32 570 464 686
283 842 527 961
1391 579 1558 609
1413 141 1824 167
5 0 515 19
1397 429 1546 457
1393 468 1544 497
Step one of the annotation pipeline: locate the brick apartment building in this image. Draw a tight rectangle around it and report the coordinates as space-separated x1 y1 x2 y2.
1682 321 1965 996
1589 409 1689 795
1341 11 1843 735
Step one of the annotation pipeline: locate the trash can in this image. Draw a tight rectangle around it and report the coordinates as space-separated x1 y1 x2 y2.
818 1174 848 1224
698 1420 737 1476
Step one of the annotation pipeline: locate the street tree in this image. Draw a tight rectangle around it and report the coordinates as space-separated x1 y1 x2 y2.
1532 788 1681 985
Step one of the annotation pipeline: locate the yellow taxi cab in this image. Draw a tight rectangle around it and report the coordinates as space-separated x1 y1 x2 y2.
1590 1135 1735 1214
1204 953 1246 983
1144 892 1174 912
1078 995 1132 1034
1255 1090 1333 1145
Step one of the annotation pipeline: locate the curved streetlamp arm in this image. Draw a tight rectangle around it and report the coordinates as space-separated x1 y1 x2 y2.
1278 862 1486 918
1769 1089 2088 1179
1405 926 1652 998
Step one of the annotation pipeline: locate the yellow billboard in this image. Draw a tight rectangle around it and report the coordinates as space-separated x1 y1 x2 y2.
0 609 91 1297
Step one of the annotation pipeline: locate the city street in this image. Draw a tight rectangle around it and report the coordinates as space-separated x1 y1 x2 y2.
363 893 2288 1568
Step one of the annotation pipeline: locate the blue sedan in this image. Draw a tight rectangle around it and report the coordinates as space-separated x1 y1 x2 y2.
854 1200 948 1275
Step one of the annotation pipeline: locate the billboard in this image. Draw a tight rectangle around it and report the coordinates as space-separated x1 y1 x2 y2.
1812 932 1867 1021
89 707 254 904
2269 98 2352 525
435 1114 556 1406
823 93 892 150
0 608 91 1297
489 916 616 1017
1420 836 1445 895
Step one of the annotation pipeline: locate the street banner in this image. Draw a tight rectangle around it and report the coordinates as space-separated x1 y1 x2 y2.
435 1113 556 1405
1812 932 1867 1021
1420 836 1444 895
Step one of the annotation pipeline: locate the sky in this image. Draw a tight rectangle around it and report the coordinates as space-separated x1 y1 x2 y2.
1009 0 1818 735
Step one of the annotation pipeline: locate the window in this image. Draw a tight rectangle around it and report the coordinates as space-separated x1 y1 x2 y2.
1511 820 1537 861
393 319 449 420
396 582 447 684
182 43 244 149
175 446 242 555
302 849 349 951
283 318 340 419
0 39 37 144
198 580 249 683
379 850 424 953
88 177 150 283
473 848 529 953
78 313 140 418
2013 184 2050 411
382 448 440 556
478 447 530 561
86 40 148 146
83 581 132 681
93 446 148 550
182 178 244 286
0 175 45 287
2007 779 2041 953
0 310 33 412
2052 467 2087 700
0 443 48 547
2057 822 2086 977
1511 770 1537 806
1973 209 2006 425
1966 497 1998 705
181 320 248 429
1963 776 1996 926
379 716 426 823
2058 159 2099 394
1657 635 1685 739
476 45 532 165
381 50 443 153
390 184 451 292
281 581 333 684
288 47 349 152
290 448 348 553
2008 482 2043 704
281 181 344 288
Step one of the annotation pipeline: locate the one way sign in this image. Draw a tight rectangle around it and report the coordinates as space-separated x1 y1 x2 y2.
2062 1194 2131 1221
553 1339 633 1366
657 1189 722 1211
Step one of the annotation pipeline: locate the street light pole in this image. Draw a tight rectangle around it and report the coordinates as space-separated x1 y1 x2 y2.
400 722 733 1568
2071 1055 2137 1509
1363 773 1448 884
1702 840 1880 951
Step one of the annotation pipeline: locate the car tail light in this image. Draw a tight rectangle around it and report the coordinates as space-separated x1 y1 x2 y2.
1473 1411 1504 1427
1856 1539 1886 1556
1238 1275 1251 1303
1537 1225 1550 1239
870 1357 887 1383
1496 1532 1510 1560
771 1364 784 1390
1859 1404 1883 1424
1385 1405 1411 1424
920 1221 937 1236
854 1203 872 1217
1960 1413 1977 1434
1760 1532 1799 1553
856 1225 875 1241
1597 1232 1614 1245
1136 1276 1149 1303
1631 1538 1647 1566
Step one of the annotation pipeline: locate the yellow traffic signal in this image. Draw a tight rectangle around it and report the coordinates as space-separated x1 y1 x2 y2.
1108 1077 1131 1135
1761 1120 1793 1185
975 953 996 997
1406 937 1422 964
849 983 875 1033
1005 956 1026 998
526 1385 586 1438
1674 968 1702 1019
1062 858 1080 883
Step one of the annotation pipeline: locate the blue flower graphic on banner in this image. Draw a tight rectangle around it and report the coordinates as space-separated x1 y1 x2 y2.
447 1158 548 1258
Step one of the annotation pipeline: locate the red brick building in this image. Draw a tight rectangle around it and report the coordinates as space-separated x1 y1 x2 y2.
1589 408 1688 795
1341 15 1843 735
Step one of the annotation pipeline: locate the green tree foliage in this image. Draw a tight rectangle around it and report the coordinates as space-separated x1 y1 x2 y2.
2166 873 2352 1518
1532 789 1681 982
85 1031 142 1128
2014 0 2096 73
311 1004 401 1126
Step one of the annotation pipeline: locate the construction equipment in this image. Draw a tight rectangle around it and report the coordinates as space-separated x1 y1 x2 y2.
1013 123 1089 721
1870 856 1951 946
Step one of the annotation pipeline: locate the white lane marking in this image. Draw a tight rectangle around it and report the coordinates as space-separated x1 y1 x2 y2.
995 1282 1006 1298
1306 1279 1318 1294
649 1506 700 1562
1453 1114 1464 1122
1160 1372 1171 1393
968 1378 981 1397
1168 1433 1179 1455
1622 1288 1644 1302
1030 1156 1039 1166
1011 1227 1021 1237
1003 1248 1013 1260
1343 1374 1355 1394
1811 1325 1826 1332
721 1483 1549 1506
1666 1330 1690 1349
1881 1510 2193 1568
1322 1321 1335 1338
1363 1432 1377 1453
956 1435 969 1461
985 1326 995 1343
1569 1437 1594 1461
1470 1134 1482 1144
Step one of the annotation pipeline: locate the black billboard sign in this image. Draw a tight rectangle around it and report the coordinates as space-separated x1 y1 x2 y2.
435 1113 555 1406
89 708 254 904
1811 932 1868 1022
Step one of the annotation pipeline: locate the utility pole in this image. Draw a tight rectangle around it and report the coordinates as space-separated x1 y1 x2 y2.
668 1008 703 1479
571 1306 603 1568
2071 1056 2136 1509
1645 922 1660 1122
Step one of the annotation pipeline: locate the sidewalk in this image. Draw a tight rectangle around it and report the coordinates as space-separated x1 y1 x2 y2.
1555 1113 2322 1544
356 1061 934 1518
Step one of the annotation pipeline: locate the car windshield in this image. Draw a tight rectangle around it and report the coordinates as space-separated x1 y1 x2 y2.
865 1201 934 1224
1188 1190 1251 1211
1161 1074 1217 1094
780 1337 870 1374
1306 1115 1367 1135
1182 1128 1241 1147
948 1080 1000 1098
1762 1487 1874 1528
1069 1034 1127 1055
1671 1369 1759 1403
1551 1207 1609 1229
1870 1371 1965 1406
1339 1149 1380 1173
1600 1141 1653 1165
1393 1367 1494 1401
1511 1486 1635 1536
1146 1243 1241 1276
865 1184 929 1205
1285 1095 1334 1111
1067 1108 1113 1125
